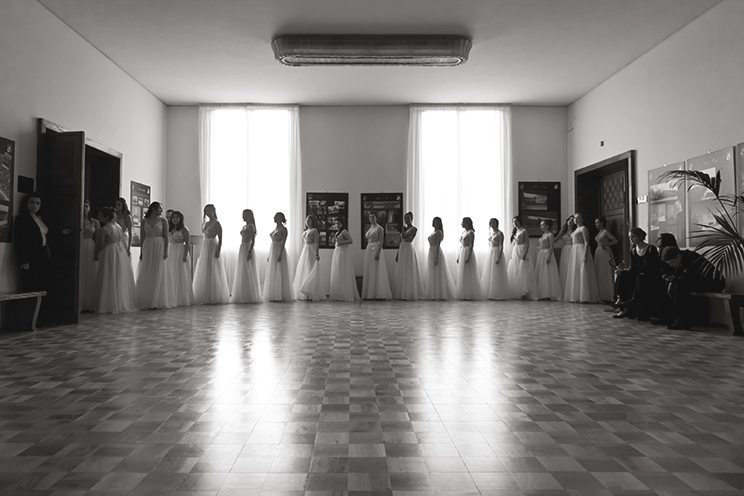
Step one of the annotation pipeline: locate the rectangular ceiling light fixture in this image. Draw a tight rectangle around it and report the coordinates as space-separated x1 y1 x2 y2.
272 34 472 67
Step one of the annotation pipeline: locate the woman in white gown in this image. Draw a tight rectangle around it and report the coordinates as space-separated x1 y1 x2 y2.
232 209 262 303
393 212 424 300
455 217 481 300
330 220 360 301
113 197 133 258
293 215 326 301
556 215 576 291
535 220 562 301
507 215 537 300
362 212 392 300
193 204 230 304
166 211 195 307
425 217 456 300
95 207 137 314
79 200 99 312
136 201 170 309
480 218 510 300
564 212 601 303
264 212 294 302
594 216 618 302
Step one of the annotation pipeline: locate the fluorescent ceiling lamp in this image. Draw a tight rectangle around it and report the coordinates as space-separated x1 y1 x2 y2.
271 34 472 67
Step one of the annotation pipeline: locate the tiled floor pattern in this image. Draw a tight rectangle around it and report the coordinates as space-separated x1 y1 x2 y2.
1 301 744 495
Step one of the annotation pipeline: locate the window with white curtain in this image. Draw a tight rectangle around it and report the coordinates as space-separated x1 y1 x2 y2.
406 106 512 263
198 105 302 287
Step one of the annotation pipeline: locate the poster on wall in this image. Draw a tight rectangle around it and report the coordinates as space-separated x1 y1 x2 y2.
361 193 403 249
737 142 744 233
517 182 560 237
686 147 734 247
306 192 349 249
648 162 686 246
130 181 151 248
0 136 15 243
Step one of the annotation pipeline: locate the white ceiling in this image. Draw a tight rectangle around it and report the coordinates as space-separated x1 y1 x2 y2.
38 0 721 106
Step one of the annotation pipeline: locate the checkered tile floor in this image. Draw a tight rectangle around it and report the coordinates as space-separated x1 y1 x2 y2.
1 301 744 495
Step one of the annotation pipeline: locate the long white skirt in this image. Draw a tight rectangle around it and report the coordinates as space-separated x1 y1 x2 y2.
480 246 510 300
79 237 98 311
535 248 562 301
564 243 601 303
166 243 194 307
192 238 230 304
507 244 537 300
231 242 262 303
264 241 294 302
362 241 392 300
96 242 137 314
136 237 170 309
594 245 615 302
330 245 360 301
455 248 481 300
559 244 572 290
424 246 455 300
294 244 326 301
393 241 424 301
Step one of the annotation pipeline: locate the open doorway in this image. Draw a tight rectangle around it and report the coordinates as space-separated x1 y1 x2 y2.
575 150 635 266
36 118 122 324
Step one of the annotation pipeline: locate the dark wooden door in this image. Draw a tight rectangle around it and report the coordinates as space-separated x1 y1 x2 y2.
600 169 629 264
38 131 85 324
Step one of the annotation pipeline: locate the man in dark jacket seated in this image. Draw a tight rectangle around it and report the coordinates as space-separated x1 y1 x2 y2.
657 246 726 330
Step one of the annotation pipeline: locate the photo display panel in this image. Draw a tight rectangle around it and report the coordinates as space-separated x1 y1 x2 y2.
306 192 349 249
361 193 403 249
130 181 151 248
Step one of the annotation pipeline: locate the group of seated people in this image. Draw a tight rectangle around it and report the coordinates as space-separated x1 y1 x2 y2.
611 229 725 330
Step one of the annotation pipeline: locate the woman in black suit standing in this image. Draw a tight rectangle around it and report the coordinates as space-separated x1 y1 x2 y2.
13 192 51 292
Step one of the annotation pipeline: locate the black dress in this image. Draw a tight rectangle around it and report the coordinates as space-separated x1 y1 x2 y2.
615 244 660 315
13 212 51 292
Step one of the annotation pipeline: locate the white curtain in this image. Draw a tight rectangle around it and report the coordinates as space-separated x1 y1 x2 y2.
198 105 302 289
406 105 512 272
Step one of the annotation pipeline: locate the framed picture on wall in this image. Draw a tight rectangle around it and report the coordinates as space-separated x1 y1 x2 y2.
686 147 734 247
306 192 349 249
361 193 403 249
130 181 151 247
648 162 686 246
517 182 560 237
0 136 15 243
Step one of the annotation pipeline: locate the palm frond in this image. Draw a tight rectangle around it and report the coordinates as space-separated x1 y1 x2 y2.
689 210 744 277
658 169 719 195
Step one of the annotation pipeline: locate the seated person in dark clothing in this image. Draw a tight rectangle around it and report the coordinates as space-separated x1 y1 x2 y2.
658 246 726 330
613 227 660 320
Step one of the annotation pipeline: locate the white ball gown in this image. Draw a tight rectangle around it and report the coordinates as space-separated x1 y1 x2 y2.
424 230 456 300
480 228 510 300
362 225 392 300
330 229 360 301
79 218 99 311
192 221 230 304
293 228 326 301
136 218 170 309
558 231 573 291
392 228 424 301
535 232 562 301
507 228 537 300
455 230 481 300
594 229 616 302
263 226 295 302
231 224 262 303
564 226 601 303
96 222 137 314
166 228 195 307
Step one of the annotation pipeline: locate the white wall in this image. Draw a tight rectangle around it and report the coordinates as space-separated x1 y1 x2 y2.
0 0 167 291
166 105 569 288
568 0 744 239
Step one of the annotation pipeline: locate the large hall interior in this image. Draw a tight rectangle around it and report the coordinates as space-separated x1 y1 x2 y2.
2 0 744 495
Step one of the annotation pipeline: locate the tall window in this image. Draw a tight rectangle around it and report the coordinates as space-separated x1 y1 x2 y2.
198 105 302 285
407 106 512 261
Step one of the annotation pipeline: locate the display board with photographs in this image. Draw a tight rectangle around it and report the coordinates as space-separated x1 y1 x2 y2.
686 147 734 247
306 192 349 249
737 142 744 233
517 182 561 237
130 181 151 248
361 193 403 249
648 162 686 246
0 137 14 242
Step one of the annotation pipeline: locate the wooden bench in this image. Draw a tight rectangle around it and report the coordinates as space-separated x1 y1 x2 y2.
0 292 46 332
690 292 744 336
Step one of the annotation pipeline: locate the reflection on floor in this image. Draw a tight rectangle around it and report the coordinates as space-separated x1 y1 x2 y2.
1 301 743 495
